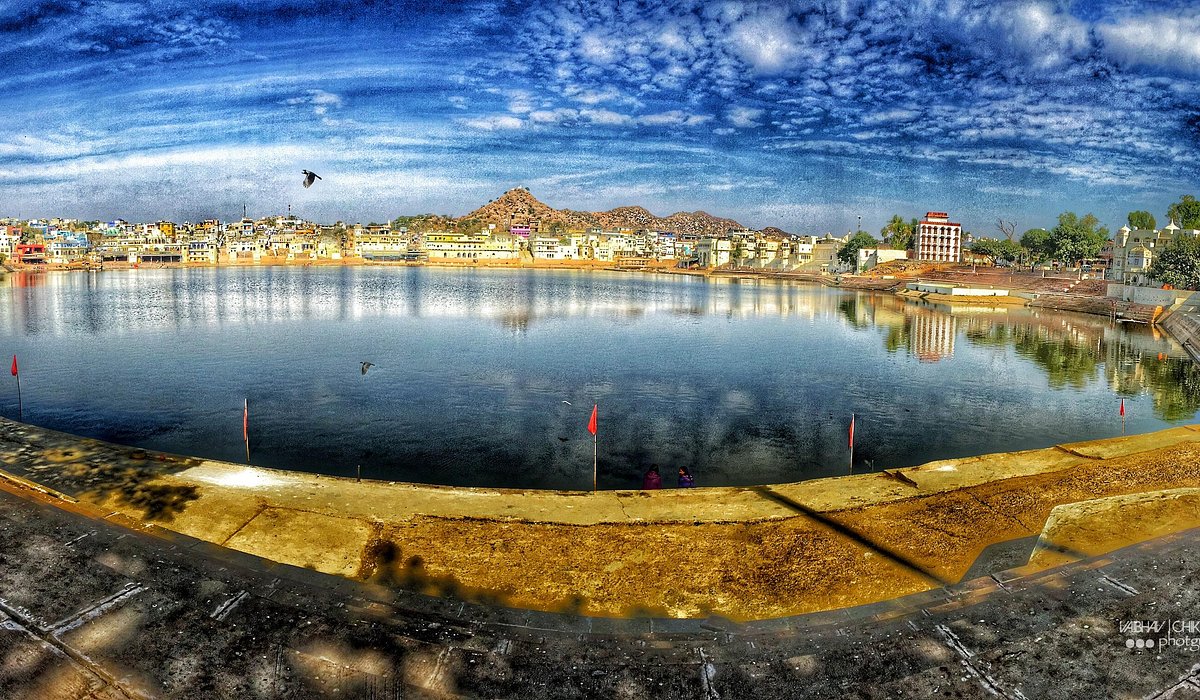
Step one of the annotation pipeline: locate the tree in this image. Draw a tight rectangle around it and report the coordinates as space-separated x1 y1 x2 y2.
1167 195 1200 230
1149 234 1200 290
969 237 1004 260
1048 212 1108 266
1021 228 1052 265
879 215 914 250
1128 210 1156 230
996 219 1017 241
837 231 878 269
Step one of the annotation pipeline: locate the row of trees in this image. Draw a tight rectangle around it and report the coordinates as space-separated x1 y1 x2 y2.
959 212 1110 269
1126 195 1200 231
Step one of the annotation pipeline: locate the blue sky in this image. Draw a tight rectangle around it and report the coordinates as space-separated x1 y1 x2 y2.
0 0 1198 235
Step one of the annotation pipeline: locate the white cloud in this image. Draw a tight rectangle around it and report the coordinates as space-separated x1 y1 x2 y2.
528 108 579 124
728 106 764 128
638 110 712 127
459 115 525 131
579 108 631 125
725 9 803 75
579 33 617 64
1097 14 1200 75
286 90 344 116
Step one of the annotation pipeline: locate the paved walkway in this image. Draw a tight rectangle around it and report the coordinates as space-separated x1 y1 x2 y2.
3 470 1200 698
6 419 1200 619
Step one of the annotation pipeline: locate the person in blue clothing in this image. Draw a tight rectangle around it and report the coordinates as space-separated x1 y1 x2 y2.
677 466 695 488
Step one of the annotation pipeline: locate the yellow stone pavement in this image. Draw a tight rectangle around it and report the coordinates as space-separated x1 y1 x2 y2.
9 424 1200 619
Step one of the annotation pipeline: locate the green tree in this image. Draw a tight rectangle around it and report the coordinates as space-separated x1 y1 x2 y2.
1020 228 1052 265
1149 233 1200 289
1048 212 1108 266
1128 210 1156 230
996 239 1022 263
837 231 878 268
971 238 1022 264
879 215 914 250
969 237 1004 260
1167 195 1200 230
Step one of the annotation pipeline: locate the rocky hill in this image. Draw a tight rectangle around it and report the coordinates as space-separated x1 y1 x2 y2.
459 188 750 236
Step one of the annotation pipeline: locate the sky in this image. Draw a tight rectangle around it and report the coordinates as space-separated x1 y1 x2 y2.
0 0 1198 236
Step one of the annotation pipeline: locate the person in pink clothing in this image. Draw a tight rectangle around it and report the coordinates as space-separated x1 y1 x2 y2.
642 465 662 489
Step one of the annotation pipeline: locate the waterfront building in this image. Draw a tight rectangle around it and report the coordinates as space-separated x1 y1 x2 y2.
857 247 909 272
1109 221 1200 285
915 211 961 262
13 243 46 264
655 232 678 259
696 237 732 268
807 234 848 272
530 236 579 260
47 238 89 264
350 230 407 260
425 232 520 260
185 240 219 264
0 229 20 261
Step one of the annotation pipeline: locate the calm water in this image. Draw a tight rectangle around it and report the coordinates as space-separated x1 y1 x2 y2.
1 266 1198 489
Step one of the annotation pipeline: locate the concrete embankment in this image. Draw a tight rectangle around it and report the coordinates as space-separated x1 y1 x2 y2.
6 419 1200 620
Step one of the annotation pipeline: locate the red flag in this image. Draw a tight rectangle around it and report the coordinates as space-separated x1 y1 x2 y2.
849 414 855 448
587 404 597 436
9 355 16 377
243 399 249 441
1119 399 1125 417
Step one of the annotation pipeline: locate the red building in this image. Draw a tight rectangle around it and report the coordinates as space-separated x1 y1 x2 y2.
14 244 45 264
916 211 961 262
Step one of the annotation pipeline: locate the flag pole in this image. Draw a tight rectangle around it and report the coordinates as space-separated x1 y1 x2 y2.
243 398 251 464
10 355 20 422
588 403 598 493
848 412 855 475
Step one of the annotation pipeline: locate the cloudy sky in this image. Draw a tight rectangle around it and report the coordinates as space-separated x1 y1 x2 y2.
1 0 1198 234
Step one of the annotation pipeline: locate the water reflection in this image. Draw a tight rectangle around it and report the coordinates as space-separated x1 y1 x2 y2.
1 269 890 336
0 267 1197 489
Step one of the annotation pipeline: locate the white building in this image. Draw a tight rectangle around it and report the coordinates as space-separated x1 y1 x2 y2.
696 237 732 268
915 211 961 262
857 248 909 272
1109 221 1200 285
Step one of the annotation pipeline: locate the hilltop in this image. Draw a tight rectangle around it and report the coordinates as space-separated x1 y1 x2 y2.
455 188 753 236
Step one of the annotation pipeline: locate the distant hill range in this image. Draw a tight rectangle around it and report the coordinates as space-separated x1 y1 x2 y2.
400 189 782 237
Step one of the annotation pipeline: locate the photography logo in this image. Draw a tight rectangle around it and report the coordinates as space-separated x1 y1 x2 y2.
1121 620 1200 651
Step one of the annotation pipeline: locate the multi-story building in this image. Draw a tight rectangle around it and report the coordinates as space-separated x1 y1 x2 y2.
696 237 732 268
425 232 520 260
915 211 961 262
1109 221 1200 285
809 234 848 272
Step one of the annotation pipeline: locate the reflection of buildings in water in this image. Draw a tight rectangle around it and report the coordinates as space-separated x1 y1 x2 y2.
908 310 956 362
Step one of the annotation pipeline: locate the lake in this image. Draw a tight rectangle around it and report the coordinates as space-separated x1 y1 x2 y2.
1 266 1196 489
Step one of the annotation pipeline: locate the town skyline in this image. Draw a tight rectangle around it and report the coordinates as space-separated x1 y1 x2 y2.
2 186 1195 241
1 1 1198 236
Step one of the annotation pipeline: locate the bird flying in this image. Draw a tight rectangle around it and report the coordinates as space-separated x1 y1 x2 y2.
360 361 375 375
302 170 322 188
561 401 572 405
